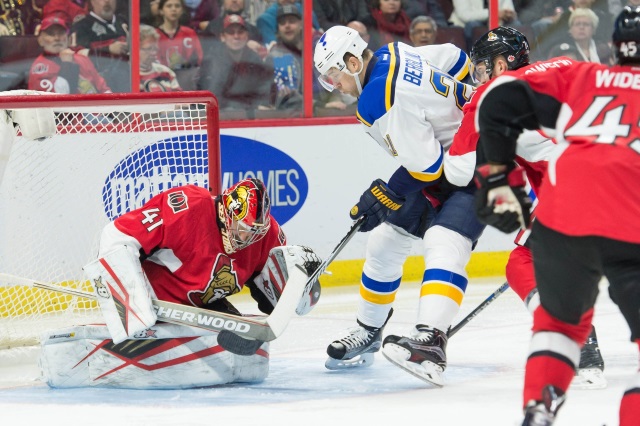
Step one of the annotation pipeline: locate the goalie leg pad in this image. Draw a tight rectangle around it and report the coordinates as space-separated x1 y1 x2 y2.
248 245 322 316
39 324 269 389
83 246 157 344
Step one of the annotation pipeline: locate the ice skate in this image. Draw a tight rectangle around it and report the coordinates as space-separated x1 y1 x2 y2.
522 385 566 426
325 320 385 370
381 325 447 387
325 309 393 370
572 327 606 390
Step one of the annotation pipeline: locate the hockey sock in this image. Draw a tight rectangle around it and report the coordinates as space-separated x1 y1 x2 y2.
619 339 640 426
505 245 537 302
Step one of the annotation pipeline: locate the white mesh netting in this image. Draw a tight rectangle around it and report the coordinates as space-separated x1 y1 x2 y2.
0 93 218 349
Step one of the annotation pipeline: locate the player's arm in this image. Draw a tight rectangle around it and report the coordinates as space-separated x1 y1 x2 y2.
474 77 560 233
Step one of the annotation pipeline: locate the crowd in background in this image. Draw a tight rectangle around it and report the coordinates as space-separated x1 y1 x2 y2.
0 0 634 119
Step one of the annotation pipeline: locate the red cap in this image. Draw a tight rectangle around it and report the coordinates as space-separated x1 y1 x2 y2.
40 15 69 33
223 14 247 30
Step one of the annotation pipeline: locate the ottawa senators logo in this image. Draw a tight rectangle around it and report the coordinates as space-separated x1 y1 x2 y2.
187 254 239 307
225 184 251 221
167 191 189 213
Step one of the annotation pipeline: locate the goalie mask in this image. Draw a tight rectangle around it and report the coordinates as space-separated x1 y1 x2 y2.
612 6 640 65
314 25 368 93
220 178 271 253
470 26 529 84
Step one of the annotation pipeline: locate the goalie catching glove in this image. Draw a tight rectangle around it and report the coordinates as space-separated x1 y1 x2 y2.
350 179 405 232
474 164 532 233
247 245 323 316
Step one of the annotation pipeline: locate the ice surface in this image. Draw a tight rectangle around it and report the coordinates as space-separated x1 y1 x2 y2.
1 279 635 426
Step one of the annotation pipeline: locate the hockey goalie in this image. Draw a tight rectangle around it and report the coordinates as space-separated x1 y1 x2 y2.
39 178 322 389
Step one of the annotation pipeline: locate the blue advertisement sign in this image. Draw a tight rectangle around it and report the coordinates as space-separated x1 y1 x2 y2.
102 134 307 225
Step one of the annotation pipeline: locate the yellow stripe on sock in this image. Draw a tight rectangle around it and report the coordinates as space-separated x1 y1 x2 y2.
420 283 464 305
360 285 397 305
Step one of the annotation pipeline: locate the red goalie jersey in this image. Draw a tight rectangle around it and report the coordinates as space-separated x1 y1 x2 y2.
98 185 286 307
477 61 640 244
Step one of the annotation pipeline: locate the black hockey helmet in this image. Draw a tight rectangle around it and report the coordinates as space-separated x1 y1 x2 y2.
470 26 530 82
612 5 640 65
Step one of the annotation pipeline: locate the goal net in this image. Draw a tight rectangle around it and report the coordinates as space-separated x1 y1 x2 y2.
0 91 220 350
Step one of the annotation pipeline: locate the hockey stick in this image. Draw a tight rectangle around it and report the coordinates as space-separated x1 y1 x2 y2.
447 281 510 338
217 216 366 355
0 272 279 341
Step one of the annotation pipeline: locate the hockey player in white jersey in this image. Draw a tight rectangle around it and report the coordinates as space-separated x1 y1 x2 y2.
314 26 484 386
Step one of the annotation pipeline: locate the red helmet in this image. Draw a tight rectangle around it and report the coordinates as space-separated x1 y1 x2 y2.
221 178 271 252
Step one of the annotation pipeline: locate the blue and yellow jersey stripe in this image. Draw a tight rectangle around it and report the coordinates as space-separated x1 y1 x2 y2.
448 50 472 82
407 145 444 183
356 43 401 127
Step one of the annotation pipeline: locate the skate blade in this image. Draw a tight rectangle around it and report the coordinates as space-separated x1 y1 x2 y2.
325 352 375 370
381 344 444 387
571 368 607 390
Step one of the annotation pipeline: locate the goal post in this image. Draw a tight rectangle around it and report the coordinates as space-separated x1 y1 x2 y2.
0 91 220 349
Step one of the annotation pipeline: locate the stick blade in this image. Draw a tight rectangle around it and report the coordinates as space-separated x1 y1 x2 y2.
217 330 265 356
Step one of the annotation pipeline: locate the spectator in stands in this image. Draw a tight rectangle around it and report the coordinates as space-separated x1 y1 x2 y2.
42 0 87 28
514 0 565 42
547 40 580 59
199 14 273 113
29 15 111 93
548 7 611 62
139 24 182 92
183 0 219 31
312 0 370 31
71 0 130 92
409 15 438 47
202 0 262 49
156 0 203 90
362 0 412 51
267 4 314 112
258 0 320 47
450 0 519 51
403 0 449 28
0 0 45 36
347 20 371 44
534 0 614 59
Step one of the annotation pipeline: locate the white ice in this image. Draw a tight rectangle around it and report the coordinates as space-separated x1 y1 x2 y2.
0 278 635 426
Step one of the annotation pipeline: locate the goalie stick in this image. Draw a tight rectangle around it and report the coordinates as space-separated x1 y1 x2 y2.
0 217 365 355
217 216 366 355
447 281 510 338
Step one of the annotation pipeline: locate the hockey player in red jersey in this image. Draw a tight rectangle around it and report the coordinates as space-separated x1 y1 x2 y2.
445 26 606 389
473 7 640 425
40 178 323 389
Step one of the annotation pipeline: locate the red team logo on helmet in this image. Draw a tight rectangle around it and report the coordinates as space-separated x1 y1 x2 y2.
221 178 271 252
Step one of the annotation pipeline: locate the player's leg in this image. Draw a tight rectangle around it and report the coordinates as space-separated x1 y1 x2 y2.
324 223 411 369
522 221 602 425
601 239 640 426
325 192 430 370
506 245 539 312
508 243 606 388
382 188 485 386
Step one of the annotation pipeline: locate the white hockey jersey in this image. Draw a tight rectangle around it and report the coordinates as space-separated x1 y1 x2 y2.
356 42 475 186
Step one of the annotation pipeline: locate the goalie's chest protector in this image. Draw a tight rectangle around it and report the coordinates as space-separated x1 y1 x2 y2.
114 185 283 306
356 42 469 177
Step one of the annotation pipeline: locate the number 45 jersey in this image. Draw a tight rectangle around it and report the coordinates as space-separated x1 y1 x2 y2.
98 185 286 306
478 61 640 244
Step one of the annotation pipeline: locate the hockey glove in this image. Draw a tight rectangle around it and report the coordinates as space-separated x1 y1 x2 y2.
350 179 405 232
474 164 532 233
